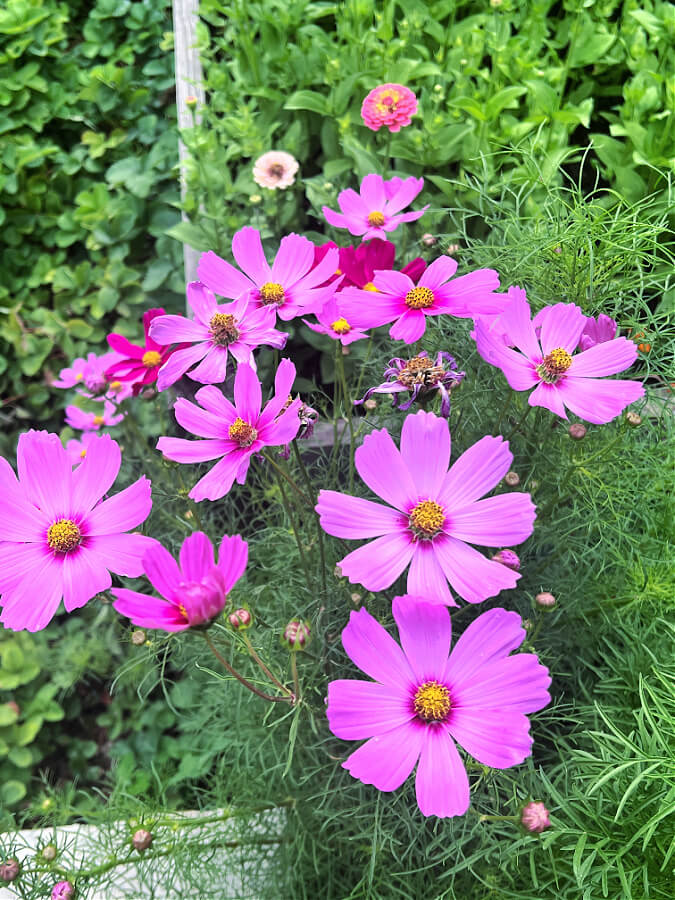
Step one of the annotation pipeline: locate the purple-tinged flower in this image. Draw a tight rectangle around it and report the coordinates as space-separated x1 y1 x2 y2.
197 227 339 322
0 431 154 632
157 360 302 501
475 291 644 424
316 411 536 606
302 296 370 346
65 400 124 432
322 174 429 241
148 283 287 391
492 549 520 571
327 597 551 817
579 314 617 351
355 351 464 418
521 801 551 832
65 432 100 467
106 308 186 394
340 256 504 344
113 532 247 632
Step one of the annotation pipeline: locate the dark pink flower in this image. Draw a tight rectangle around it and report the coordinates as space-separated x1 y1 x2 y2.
361 83 418 132
327 597 551 817
106 308 183 394
322 175 428 241
113 532 247 632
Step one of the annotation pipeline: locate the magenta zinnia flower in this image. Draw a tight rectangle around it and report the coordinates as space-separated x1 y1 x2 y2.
340 256 504 344
327 596 551 817
475 292 644 424
112 531 247 632
355 351 464 418
65 400 124 431
361 83 418 132
106 308 182 394
0 431 154 632
148 283 287 391
316 411 536 606
322 174 428 241
157 359 302 501
197 227 339 321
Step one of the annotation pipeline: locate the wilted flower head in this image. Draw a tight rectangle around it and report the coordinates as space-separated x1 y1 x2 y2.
252 151 299 190
361 83 418 132
521 801 551 832
322 174 428 241
355 351 464 418
0 859 19 882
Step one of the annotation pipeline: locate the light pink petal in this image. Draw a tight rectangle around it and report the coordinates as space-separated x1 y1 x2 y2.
556 376 645 424
418 255 457 290
17 431 71 519
174 398 226 438
339 532 415 592
447 708 533 769
61 550 112 613
354 428 417 511
257 358 297 428
0 546 63 632
217 534 248 592
451 653 551 715
85 476 152 536
384 208 427 229
438 435 512 510
528 380 568 419
179 531 215 581
112 589 188 631
232 226 272 284
496 287 541 360
400 411 450 497
86 533 158 578
372 269 414 296
71 434 121 512
343 720 425 791
271 233 314 286
444 608 526 684
233 363 262 422
187 281 219 325
0 460 49 541
406 541 455 607
189 451 251 502
539 303 585 354
322 206 353 231
197 250 253 299
434 269 501 314
432 536 519 604
143 542 182 600
149 314 209 345
392 595 451 682
194 385 237 419
382 176 424 215
415 727 470 817
156 343 210 391
327 680 413 739
359 174 387 210
316 491 404 539
340 607 416 691
186 345 230 384
448 493 536 547
475 319 540 390
389 309 426 343
569 336 638 377
157 436 230 463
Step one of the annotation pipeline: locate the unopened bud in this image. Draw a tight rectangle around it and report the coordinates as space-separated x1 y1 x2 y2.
185 95 198 108
421 233 437 247
445 243 460 255
51 882 75 900
132 829 153 852
625 411 642 427
249 194 262 205
504 471 520 487
334 565 342 578
535 592 556 608
522 618 533 631
363 398 377 411
568 423 587 440
228 608 252 629
0 859 20 882
323 182 334 191
131 629 146 646
41 844 57 861
282 620 311 651
5 700 20 716
491 549 520 571
140 388 156 400
350 593 361 605
185 509 194 519
521 801 551 833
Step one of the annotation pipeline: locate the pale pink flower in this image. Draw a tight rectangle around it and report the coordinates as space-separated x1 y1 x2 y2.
361 83 418 132
252 151 299 190
322 174 428 241
65 400 124 431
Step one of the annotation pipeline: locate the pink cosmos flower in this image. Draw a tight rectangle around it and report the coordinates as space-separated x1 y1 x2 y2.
355 351 464 418
302 296 370 346
0 431 154 632
252 150 299 190
197 227 339 322
52 350 131 402
475 292 645 424
316 411 536 606
65 400 124 431
112 532 247 632
310 239 425 292
157 359 302 501
327 597 551 817
578 313 617 351
148 283 287 391
65 432 99 466
322 175 428 241
361 83 418 132
340 256 504 344
106 308 184 394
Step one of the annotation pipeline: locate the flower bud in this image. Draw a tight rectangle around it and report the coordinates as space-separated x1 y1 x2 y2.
521 801 551 833
421 233 437 247
0 859 20 882
568 423 587 440
140 388 156 400
350 592 361 605
132 829 153 852
625 411 642 427
51 881 75 900
323 182 334 191
363 398 377 411
249 194 262 205
185 95 198 108
491 549 520 571
41 844 57 861
504 471 520 487
131 629 146 646
282 620 311 651
535 591 556 608
445 243 460 255
228 607 252 630
5 700 20 716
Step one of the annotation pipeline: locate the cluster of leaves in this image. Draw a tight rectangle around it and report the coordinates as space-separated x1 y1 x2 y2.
0 0 183 447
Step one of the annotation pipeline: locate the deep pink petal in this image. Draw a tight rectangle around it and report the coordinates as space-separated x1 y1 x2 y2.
71 434 121 513
432 536 519 604
444 608 526 684
556 376 645 424
84 477 152 536
406 542 456 607
415 727 470 817
156 343 210 391
233 363 262 422
112 588 189 632
157 437 231 463
316 491 404 539
392 595 451 682
143 542 182 600
354 428 417 511
179 531 215 581
174 398 226 438
418 255 457 290
569 336 638 377
86 533 158 578
389 309 427 343
232 226 272 284
400 411 450 498
217 534 248 592
438 435 512 510
343 720 425 791
475 319 540 390
448 492 536 547
107 334 144 358
271 233 314 286
189 451 251 501
297 247 340 290
17 431 71 519
327 680 413 739
149 315 209 345
197 250 255 299
341 606 416 691
527 380 568 418
338 532 415 592
61 549 112 613
539 303 585 354
447 708 533 769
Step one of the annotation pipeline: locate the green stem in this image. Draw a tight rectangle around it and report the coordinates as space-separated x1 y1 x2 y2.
506 403 534 441
291 440 327 597
291 653 300 703
203 633 291 703
336 347 356 493
261 450 313 508
271 466 312 587
243 634 293 698
353 334 375 401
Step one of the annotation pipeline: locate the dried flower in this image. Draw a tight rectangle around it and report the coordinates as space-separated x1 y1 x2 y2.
363 398 377 411
625 411 642 427
252 151 299 190
504 471 520 487
41 844 57 861
355 351 464 418
568 423 587 440
421 233 437 247
131 629 147 646
361 83 418 132
132 829 153 852
535 592 556 608
521 801 551 832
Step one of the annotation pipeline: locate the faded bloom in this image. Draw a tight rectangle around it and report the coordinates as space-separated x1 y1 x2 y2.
65 400 124 432
252 151 299 190
521 801 551 832
322 174 428 241
131 629 147 645
132 829 153 852
355 351 464 418
51 880 75 900
492 549 520 571
282 620 311 650
535 592 556 608
361 83 418 132
626 411 642 427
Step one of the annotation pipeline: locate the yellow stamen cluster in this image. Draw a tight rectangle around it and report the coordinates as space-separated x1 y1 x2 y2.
259 282 285 306
398 357 444 388
47 518 82 553
367 211 386 227
363 282 378 292
141 350 162 368
405 286 435 310
414 681 451 722
537 347 572 383
79 448 87 458
209 313 239 346
92 415 105 426
331 317 351 335
409 500 445 539
375 89 401 114
178 603 189 620
228 417 258 447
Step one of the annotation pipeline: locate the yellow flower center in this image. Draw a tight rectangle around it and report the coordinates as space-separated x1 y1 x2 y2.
109 380 122 390
92 415 105 426
409 499 445 539
79 448 87 458
259 282 285 306
398 357 444 387
414 681 451 722
209 313 239 345
47 518 82 553
405 286 435 310
228 417 258 447
178 603 189 620
141 350 162 368
331 317 351 335
75 373 84 381
362 282 378 292
537 347 573 383
367 211 386 227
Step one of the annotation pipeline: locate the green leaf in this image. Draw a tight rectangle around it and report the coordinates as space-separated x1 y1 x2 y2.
485 86 528 120
8 745 32 767
284 90 330 115
0 780 26 806
141 258 172 291
0 703 19 726
568 30 616 68
166 221 214 252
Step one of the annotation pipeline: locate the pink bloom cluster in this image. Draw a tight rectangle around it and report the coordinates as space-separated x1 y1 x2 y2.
361 83 418 132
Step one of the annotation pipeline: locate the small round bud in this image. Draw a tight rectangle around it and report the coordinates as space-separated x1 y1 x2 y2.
445 243 460 255
0 859 20 882
568 423 587 440
421 233 437 247
184 509 194 519
131 629 146 646
249 194 262 205
491 549 520 571
522 618 533 631
323 182 334 191
521 801 551 833
489 0 503 7
504 471 520 487
228 608 252 630
132 829 153 852
5 700 20 716
363 398 377 411
51 882 75 900
350 592 361 605
535 592 556 609
625 411 642 427
334 565 342 578
140 388 156 400
281 620 311 651
185 95 198 108
41 844 57 861
433 83 443 92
